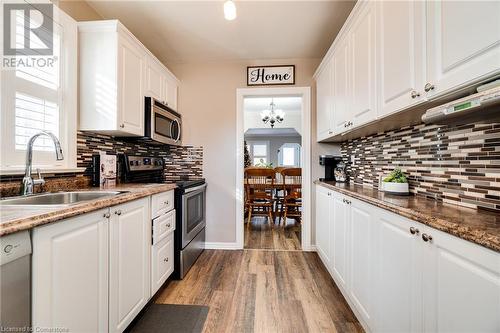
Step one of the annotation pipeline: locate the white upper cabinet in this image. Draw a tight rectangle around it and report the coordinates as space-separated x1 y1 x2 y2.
315 0 500 142
348 1 377 129
332 37 351 135
426 1 500 98
79 20 180 136
316 57 334 141
145 57 165 101
118 33 146 136
377 1 426 118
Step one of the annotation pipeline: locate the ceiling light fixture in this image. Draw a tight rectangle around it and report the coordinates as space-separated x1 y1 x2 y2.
261 99 285 128
224 0 237 21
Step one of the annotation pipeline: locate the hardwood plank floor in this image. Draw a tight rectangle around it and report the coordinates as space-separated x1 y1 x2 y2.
244 216 301 250
156 250 364 333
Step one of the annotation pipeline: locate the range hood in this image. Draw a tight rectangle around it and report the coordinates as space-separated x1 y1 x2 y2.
422 81 500 125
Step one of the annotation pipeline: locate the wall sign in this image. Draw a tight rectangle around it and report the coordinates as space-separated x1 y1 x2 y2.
247 65 295 86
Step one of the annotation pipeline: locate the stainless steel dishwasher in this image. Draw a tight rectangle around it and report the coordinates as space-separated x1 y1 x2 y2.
0 230 32 329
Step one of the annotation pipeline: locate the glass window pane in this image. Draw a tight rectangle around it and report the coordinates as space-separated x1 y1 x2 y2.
283 147 295 166
253 144 267 156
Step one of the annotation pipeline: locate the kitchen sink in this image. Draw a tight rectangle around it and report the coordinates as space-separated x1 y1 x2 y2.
0 191 128 208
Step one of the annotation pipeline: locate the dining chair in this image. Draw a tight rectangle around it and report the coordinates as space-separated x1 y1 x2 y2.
274 167 288 225
281 168 302 225
245 167 276 226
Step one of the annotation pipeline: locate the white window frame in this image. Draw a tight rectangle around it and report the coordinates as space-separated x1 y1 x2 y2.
247 140 270 166
278 143 301 167
0 4 77 173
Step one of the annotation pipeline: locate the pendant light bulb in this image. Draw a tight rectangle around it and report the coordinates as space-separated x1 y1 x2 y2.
224 0 237 21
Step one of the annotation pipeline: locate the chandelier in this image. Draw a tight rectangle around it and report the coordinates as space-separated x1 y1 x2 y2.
260 99 285 128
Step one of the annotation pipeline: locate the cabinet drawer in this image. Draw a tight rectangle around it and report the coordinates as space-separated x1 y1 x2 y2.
152 209 175 244
151 232 174 296
152 190 174 218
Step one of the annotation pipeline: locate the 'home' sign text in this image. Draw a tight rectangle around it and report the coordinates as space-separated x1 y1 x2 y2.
247 65 295 86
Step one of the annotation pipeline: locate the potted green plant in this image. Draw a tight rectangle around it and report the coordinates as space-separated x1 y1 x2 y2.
380 168 409 195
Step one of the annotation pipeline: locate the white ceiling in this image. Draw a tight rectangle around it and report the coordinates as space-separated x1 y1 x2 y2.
86 0 356 65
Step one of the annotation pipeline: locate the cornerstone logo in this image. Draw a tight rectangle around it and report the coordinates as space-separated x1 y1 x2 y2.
2 2 56 69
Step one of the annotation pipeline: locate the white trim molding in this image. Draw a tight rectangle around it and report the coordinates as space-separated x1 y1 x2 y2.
204 242 241 250
235 86 312 251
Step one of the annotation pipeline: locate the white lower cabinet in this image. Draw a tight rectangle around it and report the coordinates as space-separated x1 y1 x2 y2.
315 185 332 266
151 232 174 295
32 209 109 333
315 184 500 333
33 196 155 333
109 198 151 333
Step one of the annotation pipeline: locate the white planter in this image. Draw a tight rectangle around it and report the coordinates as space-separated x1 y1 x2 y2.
382 182 409 195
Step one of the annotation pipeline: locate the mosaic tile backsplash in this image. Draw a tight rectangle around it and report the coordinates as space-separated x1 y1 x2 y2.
0 131 203 196
341 122 500 212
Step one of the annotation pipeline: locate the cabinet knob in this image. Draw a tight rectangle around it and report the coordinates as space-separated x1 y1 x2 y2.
164 257 169 262
411 90 420 99
115 210 122 216
164 201 169 205
409 227 420 235
422 233 433 242
328 130 333 134
119 123 125 128
103 213 110 218
167 223 171 228
424 83 435 92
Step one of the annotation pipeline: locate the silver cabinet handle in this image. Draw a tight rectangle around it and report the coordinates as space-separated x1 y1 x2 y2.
103 212 110 218
424 83 435 92
422 233 433 242
328 130 333 134
119 123 125 128
410 227 420 235
164 201 169 205
411 90 420 99
164 257 169 262
167 223 171 228
115 210 122 216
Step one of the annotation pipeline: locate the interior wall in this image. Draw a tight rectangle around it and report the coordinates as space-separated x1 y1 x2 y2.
170 58 341 244
244 135 302 167
57 0 103 21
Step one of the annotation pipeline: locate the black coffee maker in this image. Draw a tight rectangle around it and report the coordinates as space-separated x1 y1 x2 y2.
319 155 343 181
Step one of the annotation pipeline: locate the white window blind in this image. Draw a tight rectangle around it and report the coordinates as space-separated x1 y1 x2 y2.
15 92 59 151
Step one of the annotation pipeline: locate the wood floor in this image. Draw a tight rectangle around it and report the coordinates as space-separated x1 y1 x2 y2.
244 216 301 251
156 250 363 333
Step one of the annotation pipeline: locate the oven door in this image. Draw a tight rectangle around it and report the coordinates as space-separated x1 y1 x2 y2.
181 184 207 248
151 105 181 145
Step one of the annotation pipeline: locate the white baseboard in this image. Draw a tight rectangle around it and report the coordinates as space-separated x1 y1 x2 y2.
305 245 317 252
204 242 241 250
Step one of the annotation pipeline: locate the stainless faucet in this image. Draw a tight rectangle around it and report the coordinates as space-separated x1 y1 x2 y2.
21 131 64 196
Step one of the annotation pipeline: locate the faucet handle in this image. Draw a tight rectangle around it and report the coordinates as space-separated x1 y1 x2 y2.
33 168 45 186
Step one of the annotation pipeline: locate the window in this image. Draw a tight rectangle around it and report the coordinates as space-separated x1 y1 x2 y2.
1 4 77 171
247 141 270 167
279 143 301 167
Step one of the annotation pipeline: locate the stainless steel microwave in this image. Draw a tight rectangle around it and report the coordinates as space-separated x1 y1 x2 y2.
144 97 182 145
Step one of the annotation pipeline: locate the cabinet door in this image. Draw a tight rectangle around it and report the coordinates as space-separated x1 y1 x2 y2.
118 35 146 136
32 210 109 333
146 57 165 101
330 192 349 291
348 198 376 327
316 58 333 141
426 1 500 97
376 209 423 333
109 198 151 333
315 185 332 267
422 227 500 333
377 1 426 117
332 38 351 134
349 2 377 128
164 74 178 111
151 232 174 296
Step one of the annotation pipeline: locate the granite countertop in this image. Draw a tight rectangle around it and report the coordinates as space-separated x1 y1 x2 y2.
0 183 177 236
315 180 500 253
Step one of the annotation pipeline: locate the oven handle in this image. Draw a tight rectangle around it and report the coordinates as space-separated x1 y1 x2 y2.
184 183 207 193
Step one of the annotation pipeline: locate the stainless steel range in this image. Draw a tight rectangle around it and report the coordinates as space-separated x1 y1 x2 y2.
118 154 206 279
